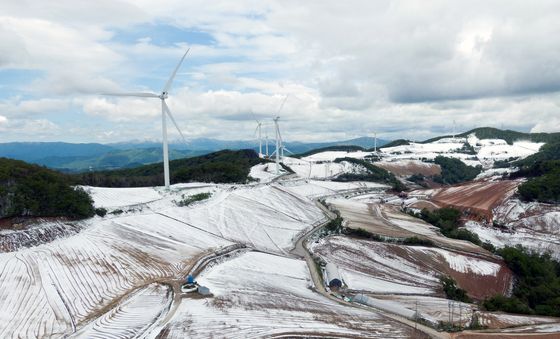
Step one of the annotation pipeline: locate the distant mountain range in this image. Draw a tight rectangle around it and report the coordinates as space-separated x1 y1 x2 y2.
0 137 389 172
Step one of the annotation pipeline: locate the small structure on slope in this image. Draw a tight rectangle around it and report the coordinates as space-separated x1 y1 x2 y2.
197 285 211 296
181 275 198 293
325 262 343 289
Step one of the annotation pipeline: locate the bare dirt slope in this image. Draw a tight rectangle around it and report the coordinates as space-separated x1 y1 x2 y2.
310 235 512 300
428 180 520 221
330 199 492 257
375 160 441 177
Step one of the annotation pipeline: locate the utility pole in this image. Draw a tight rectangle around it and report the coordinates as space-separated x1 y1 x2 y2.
448 300 451 324
414 300 418 330
460 303 463 326
451 301 455 327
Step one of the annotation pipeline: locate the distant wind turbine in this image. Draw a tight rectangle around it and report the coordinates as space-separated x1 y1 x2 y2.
270 95 290 174
254 120 263 157
103 49 190 189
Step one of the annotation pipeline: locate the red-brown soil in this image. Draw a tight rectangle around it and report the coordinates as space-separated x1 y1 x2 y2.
429 180 520 221
376 160 441 177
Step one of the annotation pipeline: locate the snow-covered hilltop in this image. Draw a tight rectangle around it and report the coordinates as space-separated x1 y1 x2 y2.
1 128 559 338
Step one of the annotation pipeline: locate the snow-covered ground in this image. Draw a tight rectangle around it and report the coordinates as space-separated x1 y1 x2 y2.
301 150 371 162
465 220 560 260
71 283 172 339
158 251 415 338
287 133 544 179
0 181 339 338
282 156 366 179
0 211 232 338
309 235 508 299
248 163 279 182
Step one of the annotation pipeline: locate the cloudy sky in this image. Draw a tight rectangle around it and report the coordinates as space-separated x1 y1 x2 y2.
1 0 559 143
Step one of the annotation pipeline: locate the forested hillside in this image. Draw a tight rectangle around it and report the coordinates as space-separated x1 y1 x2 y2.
0 158 94 220
74 149 266 187
512 141 560 203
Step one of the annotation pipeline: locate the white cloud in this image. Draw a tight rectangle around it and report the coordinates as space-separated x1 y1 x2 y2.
1 0 559 143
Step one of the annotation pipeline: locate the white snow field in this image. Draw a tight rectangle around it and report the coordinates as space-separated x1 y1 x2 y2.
159 184 326 254
292 134 544 175
248 163 278 182
282 156 368 179
465 220 560 260
0 212 231 339
0 181 334 338
309 236 507 297
70 283 172 339
158 251 416 338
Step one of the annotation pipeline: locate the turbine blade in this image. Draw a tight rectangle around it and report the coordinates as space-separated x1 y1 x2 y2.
162 100 187 144
102 92 159 98
276 95 289 115
283 147 294 155
163 48 190 93
254 125 259 137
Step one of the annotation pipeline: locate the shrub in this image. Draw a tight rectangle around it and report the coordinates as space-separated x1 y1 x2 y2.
402 236 435 247
95 208 107 217
176 192 212 207
441 276 471 303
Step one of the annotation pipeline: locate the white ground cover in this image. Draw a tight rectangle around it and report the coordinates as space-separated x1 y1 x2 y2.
0 212 231 339
309 236 439 295
310 235 502 297
71 283 172 339
85 186 164 208
248 163 278 182
379 295 473 325
0 181 332 338
283 156 367 179
159 184 325 254
465 220 560 260
158 251 414 338
418 247 501 276
301 150 371 162
281 180 388 199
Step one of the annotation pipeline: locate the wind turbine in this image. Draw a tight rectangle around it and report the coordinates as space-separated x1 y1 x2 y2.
103 49 190 189
268 95 291 174
253 119 268 157
273 116 282 174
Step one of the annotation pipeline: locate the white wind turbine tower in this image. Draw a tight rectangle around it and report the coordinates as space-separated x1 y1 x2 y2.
273 116 282 174
104 49 190 189
254 120 264 157
271 95 290 174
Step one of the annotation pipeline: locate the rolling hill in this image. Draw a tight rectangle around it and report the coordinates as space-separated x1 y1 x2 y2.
0 136 389 172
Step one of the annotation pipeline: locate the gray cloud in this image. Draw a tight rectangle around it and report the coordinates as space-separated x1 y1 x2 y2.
1 0 559 143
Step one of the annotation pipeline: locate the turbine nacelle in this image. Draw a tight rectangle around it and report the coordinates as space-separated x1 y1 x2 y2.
160 92 169 100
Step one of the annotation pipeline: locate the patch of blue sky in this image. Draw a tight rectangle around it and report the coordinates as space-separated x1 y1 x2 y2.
0 69 44 98
110 22 215 46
